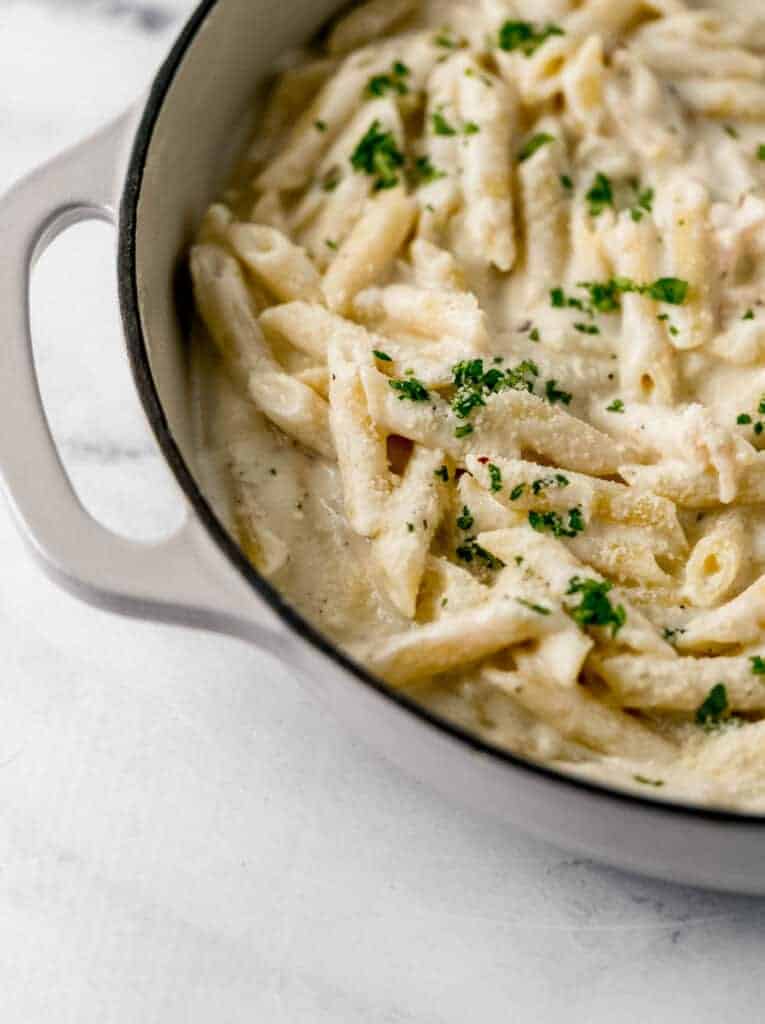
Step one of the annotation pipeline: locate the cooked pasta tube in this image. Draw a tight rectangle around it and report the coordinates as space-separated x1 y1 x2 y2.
482 667 675 761
594 649 765 712
371 446 448 617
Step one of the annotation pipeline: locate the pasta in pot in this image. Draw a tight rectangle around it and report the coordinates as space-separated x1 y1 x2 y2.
189 0 765 811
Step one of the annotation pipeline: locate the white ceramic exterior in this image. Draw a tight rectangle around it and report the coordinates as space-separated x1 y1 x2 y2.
2 0 765 892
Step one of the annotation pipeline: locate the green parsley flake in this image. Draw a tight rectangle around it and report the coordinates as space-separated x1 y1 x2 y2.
456 539 504 569
322 169 341 192
373 350 392 362
518 132 555 163
630 186 654 222
456 506 474 531
751 656 765 675
738 413 753 425
545 379 572 405
607 399 625 413
510 484 525 501
432 110 457 136
406 522 414 533
565 576 626 635
662 626 686 645
389 377 429 401
463 121 480 135
574 322 600 335
560 173 574 192
529 508 585 539
315 120 328 132
498 20 564 56
435 465 449 482
758 143 765 161
744 309 756 320
365 61 410 98
634 775 664 788
531 474 569 495
757 422 765 436
325 239 339 251
516 597 551 616
530 327 540 342
488 463 502 492
586 172 614 216
696 683 729 728
434 30 458 49
411 156 446 187
455 423 474 439
350 120 406 190
648 277 688 305
724 124 739 139
450 358 537 427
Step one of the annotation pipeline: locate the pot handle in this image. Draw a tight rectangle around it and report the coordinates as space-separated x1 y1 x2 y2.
0 113 289 653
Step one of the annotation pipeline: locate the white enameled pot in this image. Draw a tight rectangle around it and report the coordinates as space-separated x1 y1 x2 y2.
2 0 764 892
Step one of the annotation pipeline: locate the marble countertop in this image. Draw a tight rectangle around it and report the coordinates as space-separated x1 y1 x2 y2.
2 2 765 1021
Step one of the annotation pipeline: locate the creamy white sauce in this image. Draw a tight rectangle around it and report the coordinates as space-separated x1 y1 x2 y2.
191 0 765 811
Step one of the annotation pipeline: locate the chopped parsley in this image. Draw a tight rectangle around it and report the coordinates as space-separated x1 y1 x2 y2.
435 465 449 482
365 61 410 98
531 473 569 495
456 539 504 569
322 169 341 192
744 309 756 320
630 185 654 222
350 120 405 190
505 359 540 392
565 576 626 635
432 110 458 136
530 327 540 342
662 626 686 645
529 508 585 539
738 413 753 425
488 463 502 492
498 19 564 56
578 279 624 313
516 597 551 616
518 132 555 163
456 506 474 531
510 484 525 501
373 349 392 362
758 143 765 161
545 379 572 405
410 156 446 187
606 399 625 413
325 238 339 251
565 276 689 315
406 522 415 533
757 422 765 436
450 358 538 429
634 775 664 788
724 124 740 139
463 121 481 135
585 172 614 216
389 377 430 401
751 656 765 675
560 173 574 192
314 119 328 132
455 423 474 439
696 683 729 729
647 277 688 305
434 29 458 49
574 322 600 335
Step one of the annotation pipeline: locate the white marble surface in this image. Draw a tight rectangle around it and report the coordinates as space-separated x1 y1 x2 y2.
2 2 765 1021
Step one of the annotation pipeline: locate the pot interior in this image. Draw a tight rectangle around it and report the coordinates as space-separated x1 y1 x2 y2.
128 0 346 494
